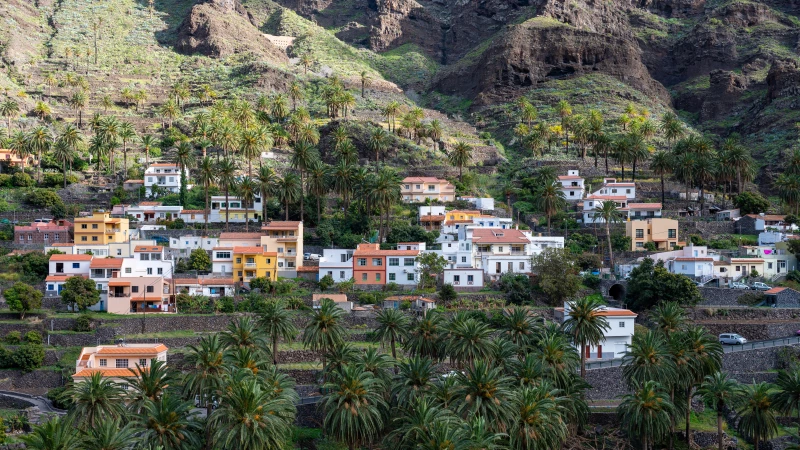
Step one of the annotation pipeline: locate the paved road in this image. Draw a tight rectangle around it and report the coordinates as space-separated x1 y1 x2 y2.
0 390 66 415
585 335 800 371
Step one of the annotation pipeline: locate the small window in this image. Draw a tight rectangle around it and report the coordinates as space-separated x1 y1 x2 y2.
146 286 154 293
125 268 131 274
389 273 396 281
498 246 503 252
147 268 153 275
375 273 381 281
461 256 467 263
372 258 382 266
407 273 414 281
92 224 98 229
454 275 461 282
92 236 98 242
619 322 625 328
357 258 367 266
115 359 129 368
99 359 107 367
388 258 399 266
132 286 139 293
139 359 147 367
81 224 87 229
72 263 80 269
339 271 345 278
668 229 677 239
361 273 367 281
236 258 242 264
467 275 474 282
120 383 129 391
635 229 643 239
519 262 524 270
404 258 415 266
157 268 163 275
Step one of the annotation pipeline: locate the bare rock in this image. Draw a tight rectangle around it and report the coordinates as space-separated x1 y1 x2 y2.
767 59 800 101
176 0 289 62
699 70 747 121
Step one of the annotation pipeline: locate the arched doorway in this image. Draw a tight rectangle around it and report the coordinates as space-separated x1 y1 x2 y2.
609 283 626 301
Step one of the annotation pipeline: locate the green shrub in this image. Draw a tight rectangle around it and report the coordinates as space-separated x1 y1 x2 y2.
318 274 334 292
358 293 377 305
582 274 601 289
5 331 21 344
12 172 34 187
438 284 457 302
11 343 45 372
736 292 764 306
216 296 235 313
400 300 411 310
382 282 399 292
24 331 42 345
47 386 72 410
73 314 92 332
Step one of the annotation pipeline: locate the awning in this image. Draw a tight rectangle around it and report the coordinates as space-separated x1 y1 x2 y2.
107 281 131 287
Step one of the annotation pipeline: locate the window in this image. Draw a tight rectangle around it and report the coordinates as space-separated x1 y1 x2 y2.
99 359 107 367
467 275 474 282
72 263 80 269
340 254 350 262
147 268 153 275
132 286 139 293
404 258 415 266
389 273 396 281
636 242 644 248
407 273 414 281
124 268 131 274
619 322 625 328
92 236 98 242
140 253 150 261
115 359 129 368
216 252 231 259
92 224 98 229
146 286 154 293
236 258 242 264
626 189 631 194
460 256 467 263
157 268 163 275
47 284 54 291
362 273 367 281
116 249 122 256
339 271 345 278
43 233 49 240
81 224 87 229
768 262 774 269
611 189 617 193
389 258 399 266
139 359 147 367
681 265 687 270
357 258 367 266
519 262 524 270
415 184 421 189
498 246 503 252
54 233 60 241
375 273 381 281
454 275 461 282
120 384 129 391
668 229 676 239
736 266 741 272
372 258 382 266
635 229 644 239
427 185 435 191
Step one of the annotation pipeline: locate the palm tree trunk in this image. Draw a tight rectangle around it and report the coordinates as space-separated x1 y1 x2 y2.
204 187 209 234
245 204 250 232
123 145 128 178
580 342 586 378
717 412 723 450
547 215 551 236
606 221 613 269
621 162 625 181
317 195 321 224
273 336 279 365
63 160 68 189
285 197 289 221
604 149 609 174
262 190 268 223
661 174 666 206
225 188 230 231
300 172 305 222
737 169 742 195
686 386 692 444
632 159 637 182
700 182 705 217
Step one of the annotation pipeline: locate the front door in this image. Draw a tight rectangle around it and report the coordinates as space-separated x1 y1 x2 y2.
597 345 602 359
496 262 501 273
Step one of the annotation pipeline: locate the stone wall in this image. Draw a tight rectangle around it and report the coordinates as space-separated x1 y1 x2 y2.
295 403 323 428
697 322 800 341
681 220 736 238
698 287 752 306
0 369 63 395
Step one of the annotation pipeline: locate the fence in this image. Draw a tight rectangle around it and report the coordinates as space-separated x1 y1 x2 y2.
723 336 800 353
585 358 625 370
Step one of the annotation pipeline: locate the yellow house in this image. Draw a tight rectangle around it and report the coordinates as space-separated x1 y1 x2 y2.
625 218 679 251
232 246 278 284
74 212 130 244
261 221 303 276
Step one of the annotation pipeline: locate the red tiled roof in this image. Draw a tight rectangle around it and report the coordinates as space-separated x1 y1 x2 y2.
45 275 87 282
149 163 178 167
297 266 319 272
262 221 301 230
420 215 446 222
124 180 144 184
555 307 637 317
50 254 92 261
730 258 765 263
96 344 168 355
107 280 131 287
471 228 530 244
49 243 75 247
558 175 583 180
403 177 449 183
312 294 349 302
138 202 162 207
587 195 628 200
745 214 786 221
233 246 265 254
674 257 714 261
385 295 434 302
73 368 150 378
766 287 788 294
602 182 635 187
219 232 263 240
90 258 123 269
628 203 662 209
173 278 199 285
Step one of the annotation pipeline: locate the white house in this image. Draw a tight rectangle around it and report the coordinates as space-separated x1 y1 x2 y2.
671 257 715 278
627 203 663 220
212 247 233 275
312 294 353 312
180 196 264 224
592 178 636 199
319 249 354 283
443 268 484 290
169 236 219 257
144 163 191 196
582 196 629 224
126 202 183 223
742 245 797 279
387 251 421 286
471 228 564 280
458 196 495 211
556 303 637 360
557 170 585 201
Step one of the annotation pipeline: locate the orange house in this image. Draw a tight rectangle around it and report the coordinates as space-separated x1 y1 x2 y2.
353 244 386 285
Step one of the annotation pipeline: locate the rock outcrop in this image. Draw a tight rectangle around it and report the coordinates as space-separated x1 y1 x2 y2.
176 0 288 62
767 59 800 102
699 70 748 121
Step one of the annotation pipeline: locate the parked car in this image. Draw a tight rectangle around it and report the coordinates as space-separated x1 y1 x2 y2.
730 282 750 289
795 329 800 336
304 253 320 260
750 282 771 291
719 333 748 345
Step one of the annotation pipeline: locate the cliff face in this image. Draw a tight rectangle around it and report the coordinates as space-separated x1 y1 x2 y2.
176 0 288 62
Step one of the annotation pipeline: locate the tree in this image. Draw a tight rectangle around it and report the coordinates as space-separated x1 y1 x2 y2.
140 134 157 168
454 360 514 430
593 200 623 268
375 308 409 361
369 128 391 168
449 141 472 182
259 299 298 365
531 248 581 306
733 191 771 215
21 416 81 450
0 100 20 136
188 248 211 271
618 380 675 450
257 164 279 222
322 364 387 449
216 158 237 231
82 418 137 450
536 181 567 235
439 283 457 302
622 330 676 387
34 101 52 120
737 382 779 450
277 172 301 221
303 299 347 374
773 369 800 423
4 282 42 319
68 91 87 129
221 316 267 350
60 276 100 311
698 372 743 450
405 309 444 360
237 176 258 231
299 53 313 75
124 358 173 415
446 318 493 368
306 159 328 222
415 252 448 289
563 295 610 378
28 126 52 183
135 394 202 450
55 125 83 187
318 274 335 292
65 372 126 429
359 70 371 98
626 258 702 311
183 334 226 445
510 384 570 450
197 157 215 233
118 121 136 178
650 150 673 206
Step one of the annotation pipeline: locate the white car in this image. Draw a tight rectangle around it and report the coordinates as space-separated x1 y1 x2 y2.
750 282 771 291
730 282 749 289
719 333 747 345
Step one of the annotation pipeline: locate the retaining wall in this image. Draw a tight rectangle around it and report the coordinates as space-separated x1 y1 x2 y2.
0 370 63 395
698 287 753 307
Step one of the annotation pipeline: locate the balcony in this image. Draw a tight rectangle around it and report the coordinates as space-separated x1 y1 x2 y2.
109 292 130 298
244 263 257 268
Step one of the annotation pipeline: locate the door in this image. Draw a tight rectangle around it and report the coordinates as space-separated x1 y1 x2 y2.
597 345 602 359
496 262 501 273
585 346 591 358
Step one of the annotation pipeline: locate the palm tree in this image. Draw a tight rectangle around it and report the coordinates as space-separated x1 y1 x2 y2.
618 380 675 450
369 127 391 168
556 100 573 151
303 298 347 374
370 166 401 243
0 99 20 136
64 372 126 429
259 299 298 365
622 329 676 387
118 121 136 178
650 150 673 206
392 355 436 407
240 128 268 177
197 157 215 233
694 155 717 216
237 176 258 231
159 99 180 129
322 364 388 449
698 372 743 450
446 318 493 368
651 301 686 337
52 140 75 188
306 159 328 222
182 334 226 423
82 418 138 450
21 416 81 450
125 358 173 414
291 141 317 221
593 200 623 268
737 382 780 450
277 172 301 221
449 141 472 182
721 137 753 194
535 181 567 235
34 101 52 120
140 134 156 167
210 373 296 450
774 369 800 423
455 360 514 431
28 126 52 183
510 384 570 450
776 174 800 215
270 94 290 122
221 316 267 350
501 306 540 349
136 394 202 450
660 112 684 144
405 309 445 360
257 164 280 222
216 158 237 231
374 308 410 362
563 296 611 378
359 70 371 98
299 53 313 74
68 91 87 129
289 81 304 110
384 101 401 133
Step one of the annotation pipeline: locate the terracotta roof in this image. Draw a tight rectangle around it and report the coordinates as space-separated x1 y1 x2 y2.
73 368 150 378
444 219 476 225
90 258 123 269
713 261 729 266
674 257 714 261
297 266 319 272
198 278 234 286
471 228 530 244
50 243 75 247
138 202 162 207
96 344 168 355
586 195 628 200
50 254 93 261
124 179 144 184
219 232 263 240
262 221 301 230
730 258 765 263
173 278 199 285
558 175 583 180
385 295 434 302
556 307 637 317
446 210 481 216
766 287 788 294
403 177 449 183
745 214 785 221
107 280 131 287
134 246 162 252
181 210 205 214
313 294 349 303
602 182 636 187
45 275 87 282
420 215 446 222
149 163 178 167
628 203 662 209
233 246 265 253
15 221 72 232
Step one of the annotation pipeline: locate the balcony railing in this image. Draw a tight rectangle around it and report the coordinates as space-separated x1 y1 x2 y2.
244 263 257 268
109 293 130 298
